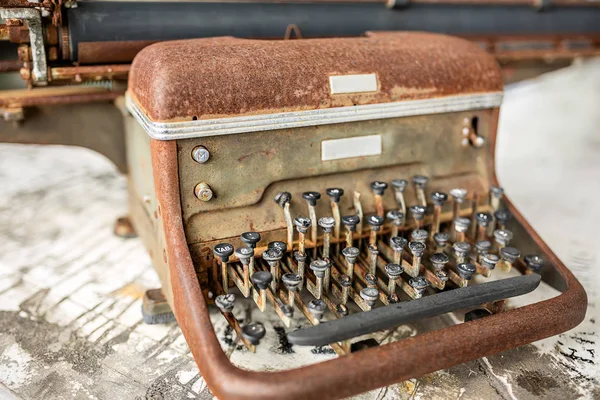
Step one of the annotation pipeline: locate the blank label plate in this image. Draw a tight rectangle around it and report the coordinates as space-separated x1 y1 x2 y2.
321 135 382 161
329 74 378 94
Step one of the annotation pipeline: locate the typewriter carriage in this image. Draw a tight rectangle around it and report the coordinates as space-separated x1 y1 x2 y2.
123 33 586 400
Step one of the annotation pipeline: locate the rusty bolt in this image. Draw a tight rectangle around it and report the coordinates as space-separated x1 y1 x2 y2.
191 145 210 164
194 182 213 201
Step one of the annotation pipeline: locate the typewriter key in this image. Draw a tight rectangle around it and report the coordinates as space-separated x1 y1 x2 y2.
386 236 405 266
408 205 426 229
494 209 511 230
475 240 492 263
493 229 513 251
251 271 273 312
367 215 384 245
489 186 504 212
475 212 493 240
214 243 234 293
318 217 335 259
454 217 471 242
241 231 261 249
456 263 477 281
360 287 380 309
310 259 331 299
274 192 294 250
409 276 429 297
263 247 283 291
386 210 405 238
308 299 327 321
342 246 360 277
241 322 266 345
294 251 307 282
294 217 312 255
365 273 377 291
215 293 236 313
524 254 544 273
411 175 429 206
391 179 408 217
268 241 288 253
430 191 448 236
341 215 360 247
449 188 468 221
282 273 302 308
433 232 450 252
326 188 344 254
411 229 428 244
500 247 521 272
370 181 388 216
430 252 449 272
302 191 321 256
385 263 403 295
453 242 471 264
338 274 352 307
235 246 254 297
408 241 426 277
481 253 500 270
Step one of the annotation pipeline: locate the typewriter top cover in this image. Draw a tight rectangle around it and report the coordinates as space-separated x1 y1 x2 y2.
124 32 586 400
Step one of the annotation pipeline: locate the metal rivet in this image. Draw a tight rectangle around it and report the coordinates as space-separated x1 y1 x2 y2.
191 146 210 164
194 182 213 201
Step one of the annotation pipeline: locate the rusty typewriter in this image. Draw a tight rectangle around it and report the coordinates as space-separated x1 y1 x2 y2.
117 32 588 399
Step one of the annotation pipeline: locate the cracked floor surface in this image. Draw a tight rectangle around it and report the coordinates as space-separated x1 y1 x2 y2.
0 59 598 399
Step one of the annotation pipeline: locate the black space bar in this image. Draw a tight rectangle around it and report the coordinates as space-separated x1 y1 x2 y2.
287 274 541 346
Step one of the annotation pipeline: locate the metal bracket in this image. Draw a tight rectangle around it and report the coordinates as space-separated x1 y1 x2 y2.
0 8 48 86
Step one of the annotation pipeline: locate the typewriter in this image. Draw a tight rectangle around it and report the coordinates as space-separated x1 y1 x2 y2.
122 32 586 399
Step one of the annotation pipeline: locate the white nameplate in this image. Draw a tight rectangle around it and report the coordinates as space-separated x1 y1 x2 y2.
321 135 382 161
329 74 378 94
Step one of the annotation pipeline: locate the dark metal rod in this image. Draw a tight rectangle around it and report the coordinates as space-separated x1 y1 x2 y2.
287 273 541 346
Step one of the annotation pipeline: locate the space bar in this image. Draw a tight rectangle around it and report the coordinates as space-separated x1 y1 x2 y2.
286 273 541 346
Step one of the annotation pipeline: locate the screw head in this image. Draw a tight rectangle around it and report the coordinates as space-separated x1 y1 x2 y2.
430 191 448 206
268 241 287 253
493 229 513 246
370 181 388 195
453 242 471 257
310 259 330 278
341 215 360 231
408 241 426 257
282 273 302 291
241 322 266 345
251 271 273 291
241 231 261 248
456 263 476 280
215 293 236 313
385 263 404 279
481 253 500 270
262 248 283 263
302 191 321 206
389 236 408 252
341 246 360 264
366 215 385 231
475 212 492 227
274 191 291 207
386 210 405 225
449 188 468 203
391 179 408 192
235 246 254 263
430 252 449 269
325 188 344 203
308 299 327 320
454 217 471 232
409 276 429 292
501 247 521 263
411 229 428 243
318 217 335 232
433 232 450 247
294 217 312 233
524 254 544 272
213 243 234 262
475 240 492 255
408 205 427 220
194 182 213 202
360 287 379 306
411 175 429 188
191 146 210 164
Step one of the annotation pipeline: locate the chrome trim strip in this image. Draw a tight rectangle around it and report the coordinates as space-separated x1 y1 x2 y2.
126 91 503 140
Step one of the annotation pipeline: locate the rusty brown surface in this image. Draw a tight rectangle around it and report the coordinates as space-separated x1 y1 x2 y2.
49 64 130 82
0 86 122 108
129 33 503 122
78 40 159 65
0 59 21 72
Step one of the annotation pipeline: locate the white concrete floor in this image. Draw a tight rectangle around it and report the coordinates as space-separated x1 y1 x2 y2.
0 58 598 399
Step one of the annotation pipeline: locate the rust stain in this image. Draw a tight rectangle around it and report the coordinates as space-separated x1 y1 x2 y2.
111 282 146 300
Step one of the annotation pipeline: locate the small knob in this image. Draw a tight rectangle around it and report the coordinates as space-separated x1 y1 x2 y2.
370 181 388 196
274 191 291 207
234 246 254 264
524 254 544 272
338 274 352 287
408 241 426 257
366 215 385 231
411 175 429 189
386 210 405 226
215 293 236 313
293 251 307 263
318 217 335 233
294 217 312 233
251 271 273 290
325 188 344 203
410 229 428 243
475 212 493 227
430 191 448 206
241 231 261 248
433 232 450 248
501 247 521 264
409 276 429 292
490 185 504 199
213 243 234 262
308 299 327 320
268 241 288 253
262 248 283 264
341 215 360 231
310 259 330 279
360 287 379 307
430 252 449 271
385 263 403 279
453 242 471 258
493 229 513 247
475 240 492 255
481 253 500 270
408 205 426 221
389 236 408 252
282 273 303 291
449 188 468 203
456 263 476 280
391 179 408 192
341 246 360 264
494 209 511 225
454 217 471 232
191 145 210 164
302 191 321 206
241 322 266 345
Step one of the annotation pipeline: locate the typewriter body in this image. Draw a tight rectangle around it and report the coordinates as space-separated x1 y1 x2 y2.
123 32 586 399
